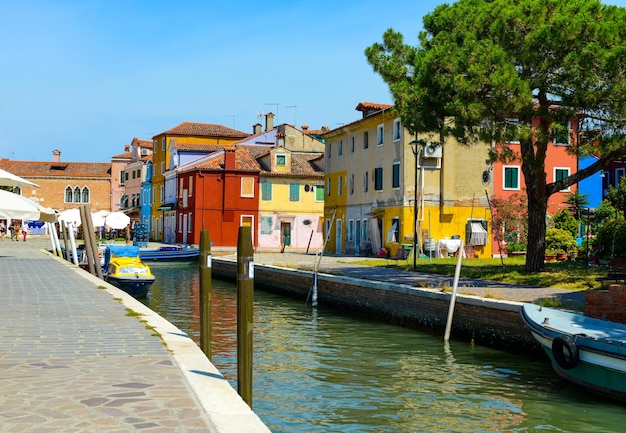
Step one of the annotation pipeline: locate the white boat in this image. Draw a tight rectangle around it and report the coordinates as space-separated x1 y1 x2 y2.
520 303 626 400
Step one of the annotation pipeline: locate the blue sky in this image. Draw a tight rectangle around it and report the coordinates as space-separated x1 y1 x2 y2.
1 1 625 163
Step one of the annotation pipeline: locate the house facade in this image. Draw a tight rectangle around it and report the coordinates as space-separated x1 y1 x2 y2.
253 145 325 251
176 147 260 247
0 150 112 213
150 122 249 241
119 138 153 223
491 117 579 256
323 102 492 258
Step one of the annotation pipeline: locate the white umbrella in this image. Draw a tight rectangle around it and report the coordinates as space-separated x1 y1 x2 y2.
58 208 82 227
0 189 53 221
104 211 130 230
91 210 109 227
0 168 40 188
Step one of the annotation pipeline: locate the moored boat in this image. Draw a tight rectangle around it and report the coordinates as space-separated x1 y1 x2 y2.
139 245 199 261
103 245 155 298
520 303 626 400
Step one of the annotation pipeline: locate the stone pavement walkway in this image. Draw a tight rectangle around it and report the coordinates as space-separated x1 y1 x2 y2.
0 238 270 433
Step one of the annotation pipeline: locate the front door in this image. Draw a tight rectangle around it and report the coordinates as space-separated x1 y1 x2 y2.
335 219 342 254
281 222 291 252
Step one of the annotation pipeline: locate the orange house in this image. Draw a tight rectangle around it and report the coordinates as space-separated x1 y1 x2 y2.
492 117 578 256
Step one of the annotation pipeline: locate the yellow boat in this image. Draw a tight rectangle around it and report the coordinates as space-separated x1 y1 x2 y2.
103 246 155 298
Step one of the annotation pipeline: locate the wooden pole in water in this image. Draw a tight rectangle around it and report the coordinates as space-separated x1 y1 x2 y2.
444 239 464 342
79 206 96 276
199 230 212 360
237 226 254 407
83 204 103 279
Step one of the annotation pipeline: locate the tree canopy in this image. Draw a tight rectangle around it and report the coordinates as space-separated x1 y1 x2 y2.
366 0 626 272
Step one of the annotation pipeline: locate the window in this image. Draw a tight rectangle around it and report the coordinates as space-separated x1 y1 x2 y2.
374 167 383 190
161 162 165 175
125 172 129 182
350 136 355 153
349 174 354 195
616 168 625 187
162 137 165 151
74 187 81 203
391 217 400 243
261 216 273 234
261 182 272 200
315 184 324 201
65 187 73 203
503 166 520 190
377 125 384 146
241 177 255 198
327 143 332 159
81 187 89 203
364 131 369 149
153 139 157 153
337 176 342 196
392 161 401 188
348 220 354 242
119 170 125 185
276 154 286 166
189 177 193 196
178 213 183 233
504 118 520 143
327 178 331 196
554 168 570 191
188 212 192 233
554 121 571 146
289 183 300 201
363 171 369 193
362 219 369 242
338 140 343 156
393 118 401 141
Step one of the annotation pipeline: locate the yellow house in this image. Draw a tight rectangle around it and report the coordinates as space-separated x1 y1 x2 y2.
150 122 249 240
252 145 325 251
322 102 493 259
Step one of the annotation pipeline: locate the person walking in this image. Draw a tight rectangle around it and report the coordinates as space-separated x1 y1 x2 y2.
13 221 21 242
0 221 6 240
22 222 27 242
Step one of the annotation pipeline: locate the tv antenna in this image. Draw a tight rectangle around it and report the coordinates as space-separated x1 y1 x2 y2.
226 115 236 129
286 105 297 126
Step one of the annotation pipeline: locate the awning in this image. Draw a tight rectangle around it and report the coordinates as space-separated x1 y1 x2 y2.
157 204 176 211
122 207 140 215
466 219 488 246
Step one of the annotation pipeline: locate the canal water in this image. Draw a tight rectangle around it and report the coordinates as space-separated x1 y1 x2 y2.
143 263 625 433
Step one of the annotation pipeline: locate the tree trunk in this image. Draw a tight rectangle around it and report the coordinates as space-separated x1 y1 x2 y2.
525 192 548 272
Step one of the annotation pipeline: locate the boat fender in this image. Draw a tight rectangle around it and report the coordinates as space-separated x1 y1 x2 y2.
552 335 579 370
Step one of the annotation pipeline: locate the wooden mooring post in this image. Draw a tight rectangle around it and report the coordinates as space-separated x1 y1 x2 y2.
237 226 254 407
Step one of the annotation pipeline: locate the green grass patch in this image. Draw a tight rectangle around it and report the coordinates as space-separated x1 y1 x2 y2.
351 256 606 292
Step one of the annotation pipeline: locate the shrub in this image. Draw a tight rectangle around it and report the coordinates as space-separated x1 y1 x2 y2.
594 220 626 258
545 228 577 254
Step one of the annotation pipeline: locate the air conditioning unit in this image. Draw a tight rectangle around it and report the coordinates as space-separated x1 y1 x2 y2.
423 144 442 158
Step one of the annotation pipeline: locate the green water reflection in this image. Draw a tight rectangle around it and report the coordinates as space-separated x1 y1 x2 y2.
143 264 625 433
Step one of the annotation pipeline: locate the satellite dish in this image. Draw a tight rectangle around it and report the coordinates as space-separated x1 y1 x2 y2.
482 170 491 185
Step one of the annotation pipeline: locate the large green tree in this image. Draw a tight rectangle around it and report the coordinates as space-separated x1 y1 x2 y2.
366 0 626 272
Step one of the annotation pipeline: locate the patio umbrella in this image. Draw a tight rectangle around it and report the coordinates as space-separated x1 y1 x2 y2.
104 211 130 230
0 189 53 221
91 210 109 227
58 208 82 227
0 168 40 188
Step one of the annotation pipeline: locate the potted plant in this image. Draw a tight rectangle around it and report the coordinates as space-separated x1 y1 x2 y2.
505 241 527 256
545 228 577 262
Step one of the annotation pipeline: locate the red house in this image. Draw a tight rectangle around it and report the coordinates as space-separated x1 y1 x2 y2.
492 117 579 256
177 147 261 247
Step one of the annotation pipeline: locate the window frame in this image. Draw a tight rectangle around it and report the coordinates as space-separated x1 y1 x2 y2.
374 167 383 191
377 125 384 146
392 161 401 189
503 165 520 190
393 118 401 141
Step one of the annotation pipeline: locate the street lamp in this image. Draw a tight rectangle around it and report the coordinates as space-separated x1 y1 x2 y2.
409 139 427 270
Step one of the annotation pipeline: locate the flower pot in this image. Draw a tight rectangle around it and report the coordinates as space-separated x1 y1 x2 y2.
544 254 557 262
556 252 567 261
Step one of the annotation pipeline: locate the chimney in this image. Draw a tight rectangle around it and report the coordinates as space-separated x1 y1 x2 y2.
301 125 309 131
124 145 130 152
265 112 275 132
52 149 61 162
253 123 262 134
224 147 236 170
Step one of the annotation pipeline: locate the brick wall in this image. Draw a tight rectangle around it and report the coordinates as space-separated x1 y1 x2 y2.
585 284 626 324
212 258 540 355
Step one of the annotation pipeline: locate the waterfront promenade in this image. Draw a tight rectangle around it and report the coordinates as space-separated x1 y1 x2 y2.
0 237 271 433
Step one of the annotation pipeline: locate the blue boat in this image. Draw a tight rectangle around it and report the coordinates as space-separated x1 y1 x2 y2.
520 303 626 400
103 246 155 298
139 245 200 261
